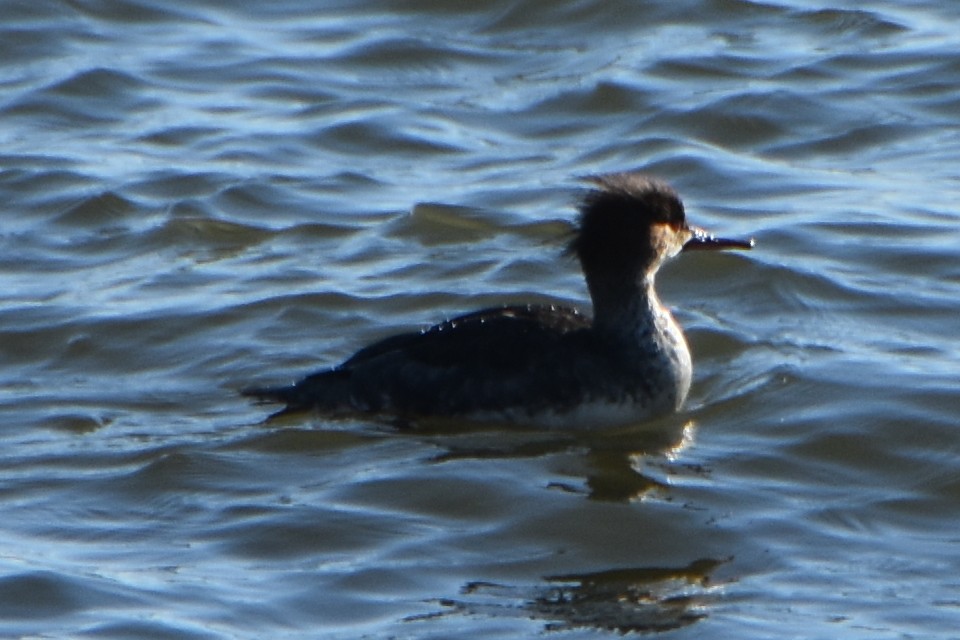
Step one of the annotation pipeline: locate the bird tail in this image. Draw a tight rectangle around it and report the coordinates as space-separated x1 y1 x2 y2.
241 383 298 405
241 369 353 419
241 384 307 419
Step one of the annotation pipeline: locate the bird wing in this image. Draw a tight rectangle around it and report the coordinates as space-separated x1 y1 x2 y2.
334 303 599 417
247 304 604 420
342 303 590 369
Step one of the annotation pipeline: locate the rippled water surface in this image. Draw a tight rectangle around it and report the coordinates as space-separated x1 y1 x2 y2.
2 1 960 638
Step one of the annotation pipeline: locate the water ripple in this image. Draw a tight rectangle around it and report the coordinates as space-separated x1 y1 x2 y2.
2 0 960 637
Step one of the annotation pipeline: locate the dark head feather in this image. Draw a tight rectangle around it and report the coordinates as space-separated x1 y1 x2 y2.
567 172 686 271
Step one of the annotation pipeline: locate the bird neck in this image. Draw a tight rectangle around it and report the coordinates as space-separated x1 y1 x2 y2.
588 272 671 340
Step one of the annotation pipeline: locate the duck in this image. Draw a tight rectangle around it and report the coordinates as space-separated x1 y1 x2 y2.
243 171 752 429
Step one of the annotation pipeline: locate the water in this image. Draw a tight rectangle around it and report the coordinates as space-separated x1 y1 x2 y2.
2 0 959 637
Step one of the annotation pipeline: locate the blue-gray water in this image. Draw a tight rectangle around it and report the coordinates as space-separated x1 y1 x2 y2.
2 1 959 638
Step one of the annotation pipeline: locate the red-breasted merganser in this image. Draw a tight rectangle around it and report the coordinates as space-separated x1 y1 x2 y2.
243 172 753 428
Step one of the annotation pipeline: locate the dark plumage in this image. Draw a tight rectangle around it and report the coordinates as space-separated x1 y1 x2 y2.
244 304 596 421
243 172 752 428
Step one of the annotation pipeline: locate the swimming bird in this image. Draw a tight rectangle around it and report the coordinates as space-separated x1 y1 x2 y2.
243 172 752 428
